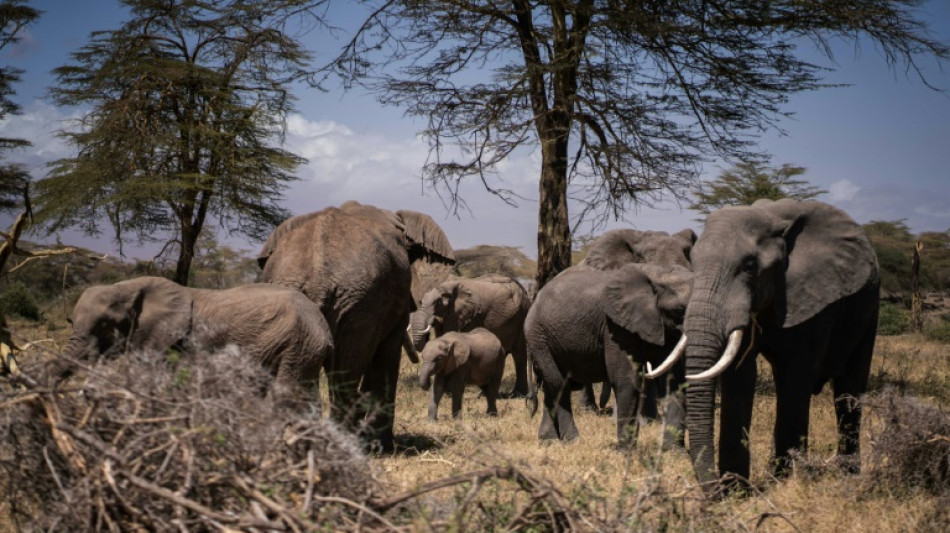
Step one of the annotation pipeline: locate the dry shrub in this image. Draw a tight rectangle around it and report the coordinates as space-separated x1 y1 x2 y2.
865 389 950 496
0 347 376 531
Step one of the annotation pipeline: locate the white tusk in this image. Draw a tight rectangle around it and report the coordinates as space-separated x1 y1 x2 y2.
645 334 687 379
406 323 412 332
420 325 431 335
685 329 743 382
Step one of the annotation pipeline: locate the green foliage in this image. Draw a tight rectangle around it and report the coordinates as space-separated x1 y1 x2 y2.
0 0 39 212
689 161 826 217
34 0 319 284
924 322 950 344
0 281 41 321
864 221 950 298
877 302 911 336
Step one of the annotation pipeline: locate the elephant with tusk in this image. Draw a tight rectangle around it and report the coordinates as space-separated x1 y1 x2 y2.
651 198 880 492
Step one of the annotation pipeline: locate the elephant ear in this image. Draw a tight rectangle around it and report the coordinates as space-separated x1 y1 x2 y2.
673 228 698 263
637 264 693 326
450 338 471 370
128 277 195 352
582 229 643 270
757 198 879 328
256 211 321 269
603 265 666 346
396 210 456 264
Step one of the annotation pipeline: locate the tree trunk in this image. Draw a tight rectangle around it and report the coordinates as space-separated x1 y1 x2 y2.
535 134 572 290
175 222 198 286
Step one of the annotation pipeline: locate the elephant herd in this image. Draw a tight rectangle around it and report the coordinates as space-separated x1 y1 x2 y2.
60 198 881 493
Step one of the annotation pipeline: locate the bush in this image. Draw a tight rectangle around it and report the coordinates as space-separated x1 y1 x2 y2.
0 282 41 321
865 390 950 496
1 347 377 530
878 301 910 336
924 321 950 344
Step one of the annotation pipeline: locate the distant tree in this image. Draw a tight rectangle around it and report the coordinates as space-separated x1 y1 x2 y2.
864 220 915 299
35 0 323 285
689 162 826 217
918 230 950 292
333 1 949 289
0 0 39 211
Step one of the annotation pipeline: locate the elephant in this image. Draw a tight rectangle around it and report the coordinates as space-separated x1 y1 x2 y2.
649 198 880 491
257 201 455 451
62 276 333 407
418 328 507 420
525 263 693 447
575 228 697 411
408 274 530 396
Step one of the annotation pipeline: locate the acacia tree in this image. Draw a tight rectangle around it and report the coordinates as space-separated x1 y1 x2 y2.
0 0 38 210
688 161 826 217
36 0 323 285
333 0 949 288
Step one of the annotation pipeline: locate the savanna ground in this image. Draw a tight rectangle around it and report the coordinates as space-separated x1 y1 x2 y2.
2 304 949 531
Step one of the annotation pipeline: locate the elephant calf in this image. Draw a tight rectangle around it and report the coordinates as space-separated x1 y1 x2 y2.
63 276 333 409
418 328 506 420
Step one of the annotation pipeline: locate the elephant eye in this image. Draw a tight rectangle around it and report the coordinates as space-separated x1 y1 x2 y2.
741 257 758 275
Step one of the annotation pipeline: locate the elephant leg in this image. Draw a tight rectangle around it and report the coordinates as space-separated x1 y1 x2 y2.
538 379 578 441
833 329 874 473
429 375 445 420
719 357 757 486
639 377 659 421
450 372 465 419
598 381 612 412
510 334 529 397
482 373 501 416
605 343 639 447
581 383 598 411
358 322 404 453
771 364 813 478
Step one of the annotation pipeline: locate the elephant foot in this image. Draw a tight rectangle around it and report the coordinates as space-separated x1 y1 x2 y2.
834 453 861 475
717 473 755 498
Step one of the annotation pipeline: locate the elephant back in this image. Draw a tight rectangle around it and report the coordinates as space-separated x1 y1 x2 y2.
580 229 694 271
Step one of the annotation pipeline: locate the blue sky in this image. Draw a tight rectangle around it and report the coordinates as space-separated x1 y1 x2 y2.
2 0 949 261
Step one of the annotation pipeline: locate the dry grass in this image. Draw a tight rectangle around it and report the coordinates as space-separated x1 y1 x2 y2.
3 315 949 531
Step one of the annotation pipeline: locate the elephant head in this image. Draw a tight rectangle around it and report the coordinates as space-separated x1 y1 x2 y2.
674 199 878 485
418 336 469 390
603 264 693 347
64 277 194 370
581 228 696 271
408 279 476 352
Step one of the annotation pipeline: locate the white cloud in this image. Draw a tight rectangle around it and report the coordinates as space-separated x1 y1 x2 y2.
827 179 860 202
0 100 77 170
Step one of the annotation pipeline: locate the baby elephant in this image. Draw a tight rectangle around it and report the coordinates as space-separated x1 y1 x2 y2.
418 328 506 420
63 276 333 408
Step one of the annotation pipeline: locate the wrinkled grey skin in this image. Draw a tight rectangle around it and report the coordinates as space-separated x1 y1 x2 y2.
525 264 693 447
258 201 455 452
418 328 507 420
574 228 697 411
409 274 530 396
64 277 333 407
683 199 879 491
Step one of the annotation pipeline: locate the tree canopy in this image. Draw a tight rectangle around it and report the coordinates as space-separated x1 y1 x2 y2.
34 0 323 285
332 0 949 288
688 161 826 217
0 0 39 212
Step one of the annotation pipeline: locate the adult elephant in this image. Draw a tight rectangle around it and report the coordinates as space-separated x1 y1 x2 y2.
61 277 333 408
575 228 696 410
651 199 880 490
408 274 530 396
525 263 693 447
257 201 455 452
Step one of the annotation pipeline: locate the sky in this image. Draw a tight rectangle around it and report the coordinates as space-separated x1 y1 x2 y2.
2 0 949 262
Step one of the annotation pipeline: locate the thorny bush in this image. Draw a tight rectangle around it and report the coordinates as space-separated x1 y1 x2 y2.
0 346 377 531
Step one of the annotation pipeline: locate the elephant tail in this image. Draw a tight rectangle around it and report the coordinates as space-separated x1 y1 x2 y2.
526 352 539 417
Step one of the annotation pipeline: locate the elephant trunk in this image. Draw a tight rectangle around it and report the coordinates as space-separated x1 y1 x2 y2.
409 311 433 352
56 336 93 379
418 360 436 390
684 296 729 487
